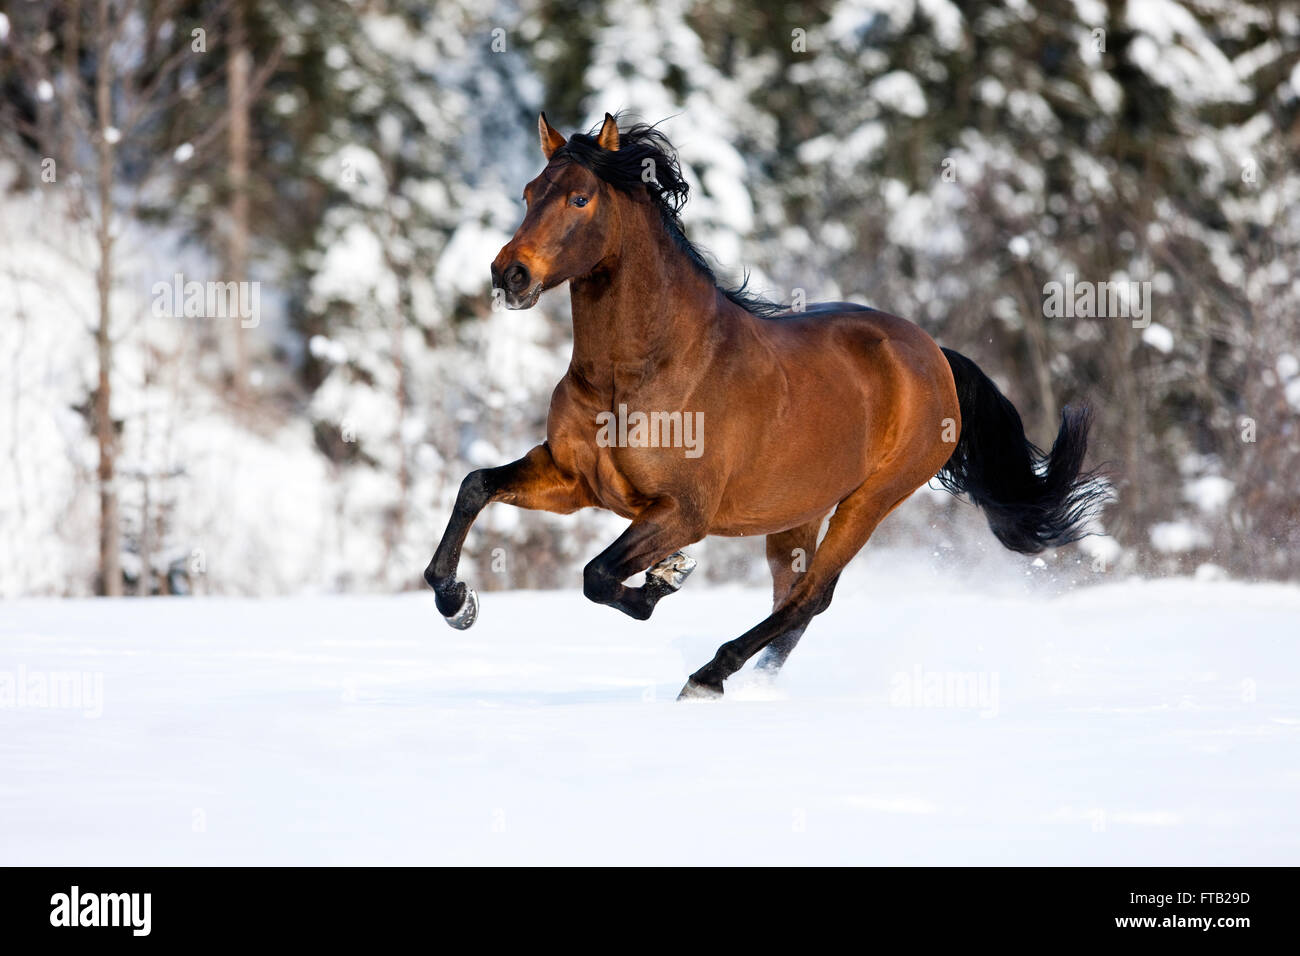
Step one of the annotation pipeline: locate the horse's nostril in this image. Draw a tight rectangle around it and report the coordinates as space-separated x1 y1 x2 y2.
504 263 531 293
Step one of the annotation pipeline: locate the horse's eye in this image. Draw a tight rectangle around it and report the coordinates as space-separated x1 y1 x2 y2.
570 195 589 208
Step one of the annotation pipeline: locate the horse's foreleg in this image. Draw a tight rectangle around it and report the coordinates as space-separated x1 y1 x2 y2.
425 444 590 628
679 482 916 699
583 499 705 620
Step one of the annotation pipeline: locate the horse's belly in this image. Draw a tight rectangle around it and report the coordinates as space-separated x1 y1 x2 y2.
707 429 867 534
709 469 860 536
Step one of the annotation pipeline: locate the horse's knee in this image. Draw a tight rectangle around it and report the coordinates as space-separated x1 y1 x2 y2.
456 469 492 512
582 561 618 605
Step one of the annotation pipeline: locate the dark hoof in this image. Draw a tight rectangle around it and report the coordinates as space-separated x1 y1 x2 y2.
677 678 723 701
444 586 479 630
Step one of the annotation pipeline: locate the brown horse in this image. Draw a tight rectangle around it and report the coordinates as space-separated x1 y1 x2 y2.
425 113 1104 700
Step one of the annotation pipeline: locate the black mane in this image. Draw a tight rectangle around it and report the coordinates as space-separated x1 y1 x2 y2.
552 115 787 317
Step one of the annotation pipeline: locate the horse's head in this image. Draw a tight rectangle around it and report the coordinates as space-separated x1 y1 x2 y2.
491 112 631 310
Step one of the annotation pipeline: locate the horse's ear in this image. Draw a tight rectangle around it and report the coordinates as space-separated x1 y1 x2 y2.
538 112 566 159
596 112 620 152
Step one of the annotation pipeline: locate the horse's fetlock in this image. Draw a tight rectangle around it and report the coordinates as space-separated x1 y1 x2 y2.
433 579 467 617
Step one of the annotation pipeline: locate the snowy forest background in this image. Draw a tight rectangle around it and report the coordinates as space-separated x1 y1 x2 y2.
0 0 1297 598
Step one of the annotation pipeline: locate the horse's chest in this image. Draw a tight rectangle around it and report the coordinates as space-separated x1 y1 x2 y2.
553 435 655 519
548 369 683 518
590 444 656 516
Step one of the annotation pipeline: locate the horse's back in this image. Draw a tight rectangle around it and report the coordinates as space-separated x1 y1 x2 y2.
758 300 950 380
751 298 959 470
761 300 877 320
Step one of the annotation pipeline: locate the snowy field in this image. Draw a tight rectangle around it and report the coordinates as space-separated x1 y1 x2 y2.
2 565 1299 866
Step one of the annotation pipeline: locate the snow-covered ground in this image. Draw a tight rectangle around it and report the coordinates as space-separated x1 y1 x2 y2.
2 565 1298 865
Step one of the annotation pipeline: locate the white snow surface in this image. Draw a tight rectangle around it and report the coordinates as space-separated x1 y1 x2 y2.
2 570 1298 865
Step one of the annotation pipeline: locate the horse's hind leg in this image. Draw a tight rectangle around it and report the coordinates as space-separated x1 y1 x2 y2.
753 517 826 675
679 481 918 700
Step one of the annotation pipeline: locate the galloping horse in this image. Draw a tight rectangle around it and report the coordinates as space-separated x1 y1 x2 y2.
425 113 1105 700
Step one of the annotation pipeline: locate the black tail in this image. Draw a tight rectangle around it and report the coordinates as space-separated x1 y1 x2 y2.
936 348 1107 555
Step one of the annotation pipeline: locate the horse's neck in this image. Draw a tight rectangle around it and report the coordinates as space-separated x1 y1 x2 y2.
568 216 725 381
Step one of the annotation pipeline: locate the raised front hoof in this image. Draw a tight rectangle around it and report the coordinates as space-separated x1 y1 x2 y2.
443 587 479 630
677 677 724 701
647 551 698 592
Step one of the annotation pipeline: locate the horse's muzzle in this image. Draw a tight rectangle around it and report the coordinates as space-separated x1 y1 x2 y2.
491 260 542 310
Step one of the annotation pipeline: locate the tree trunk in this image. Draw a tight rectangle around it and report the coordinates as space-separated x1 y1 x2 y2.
137 473 151 596
61 0 81 170
95 0 121 596
382 187 409 583
1015 261 1059 437
227 0 252 410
